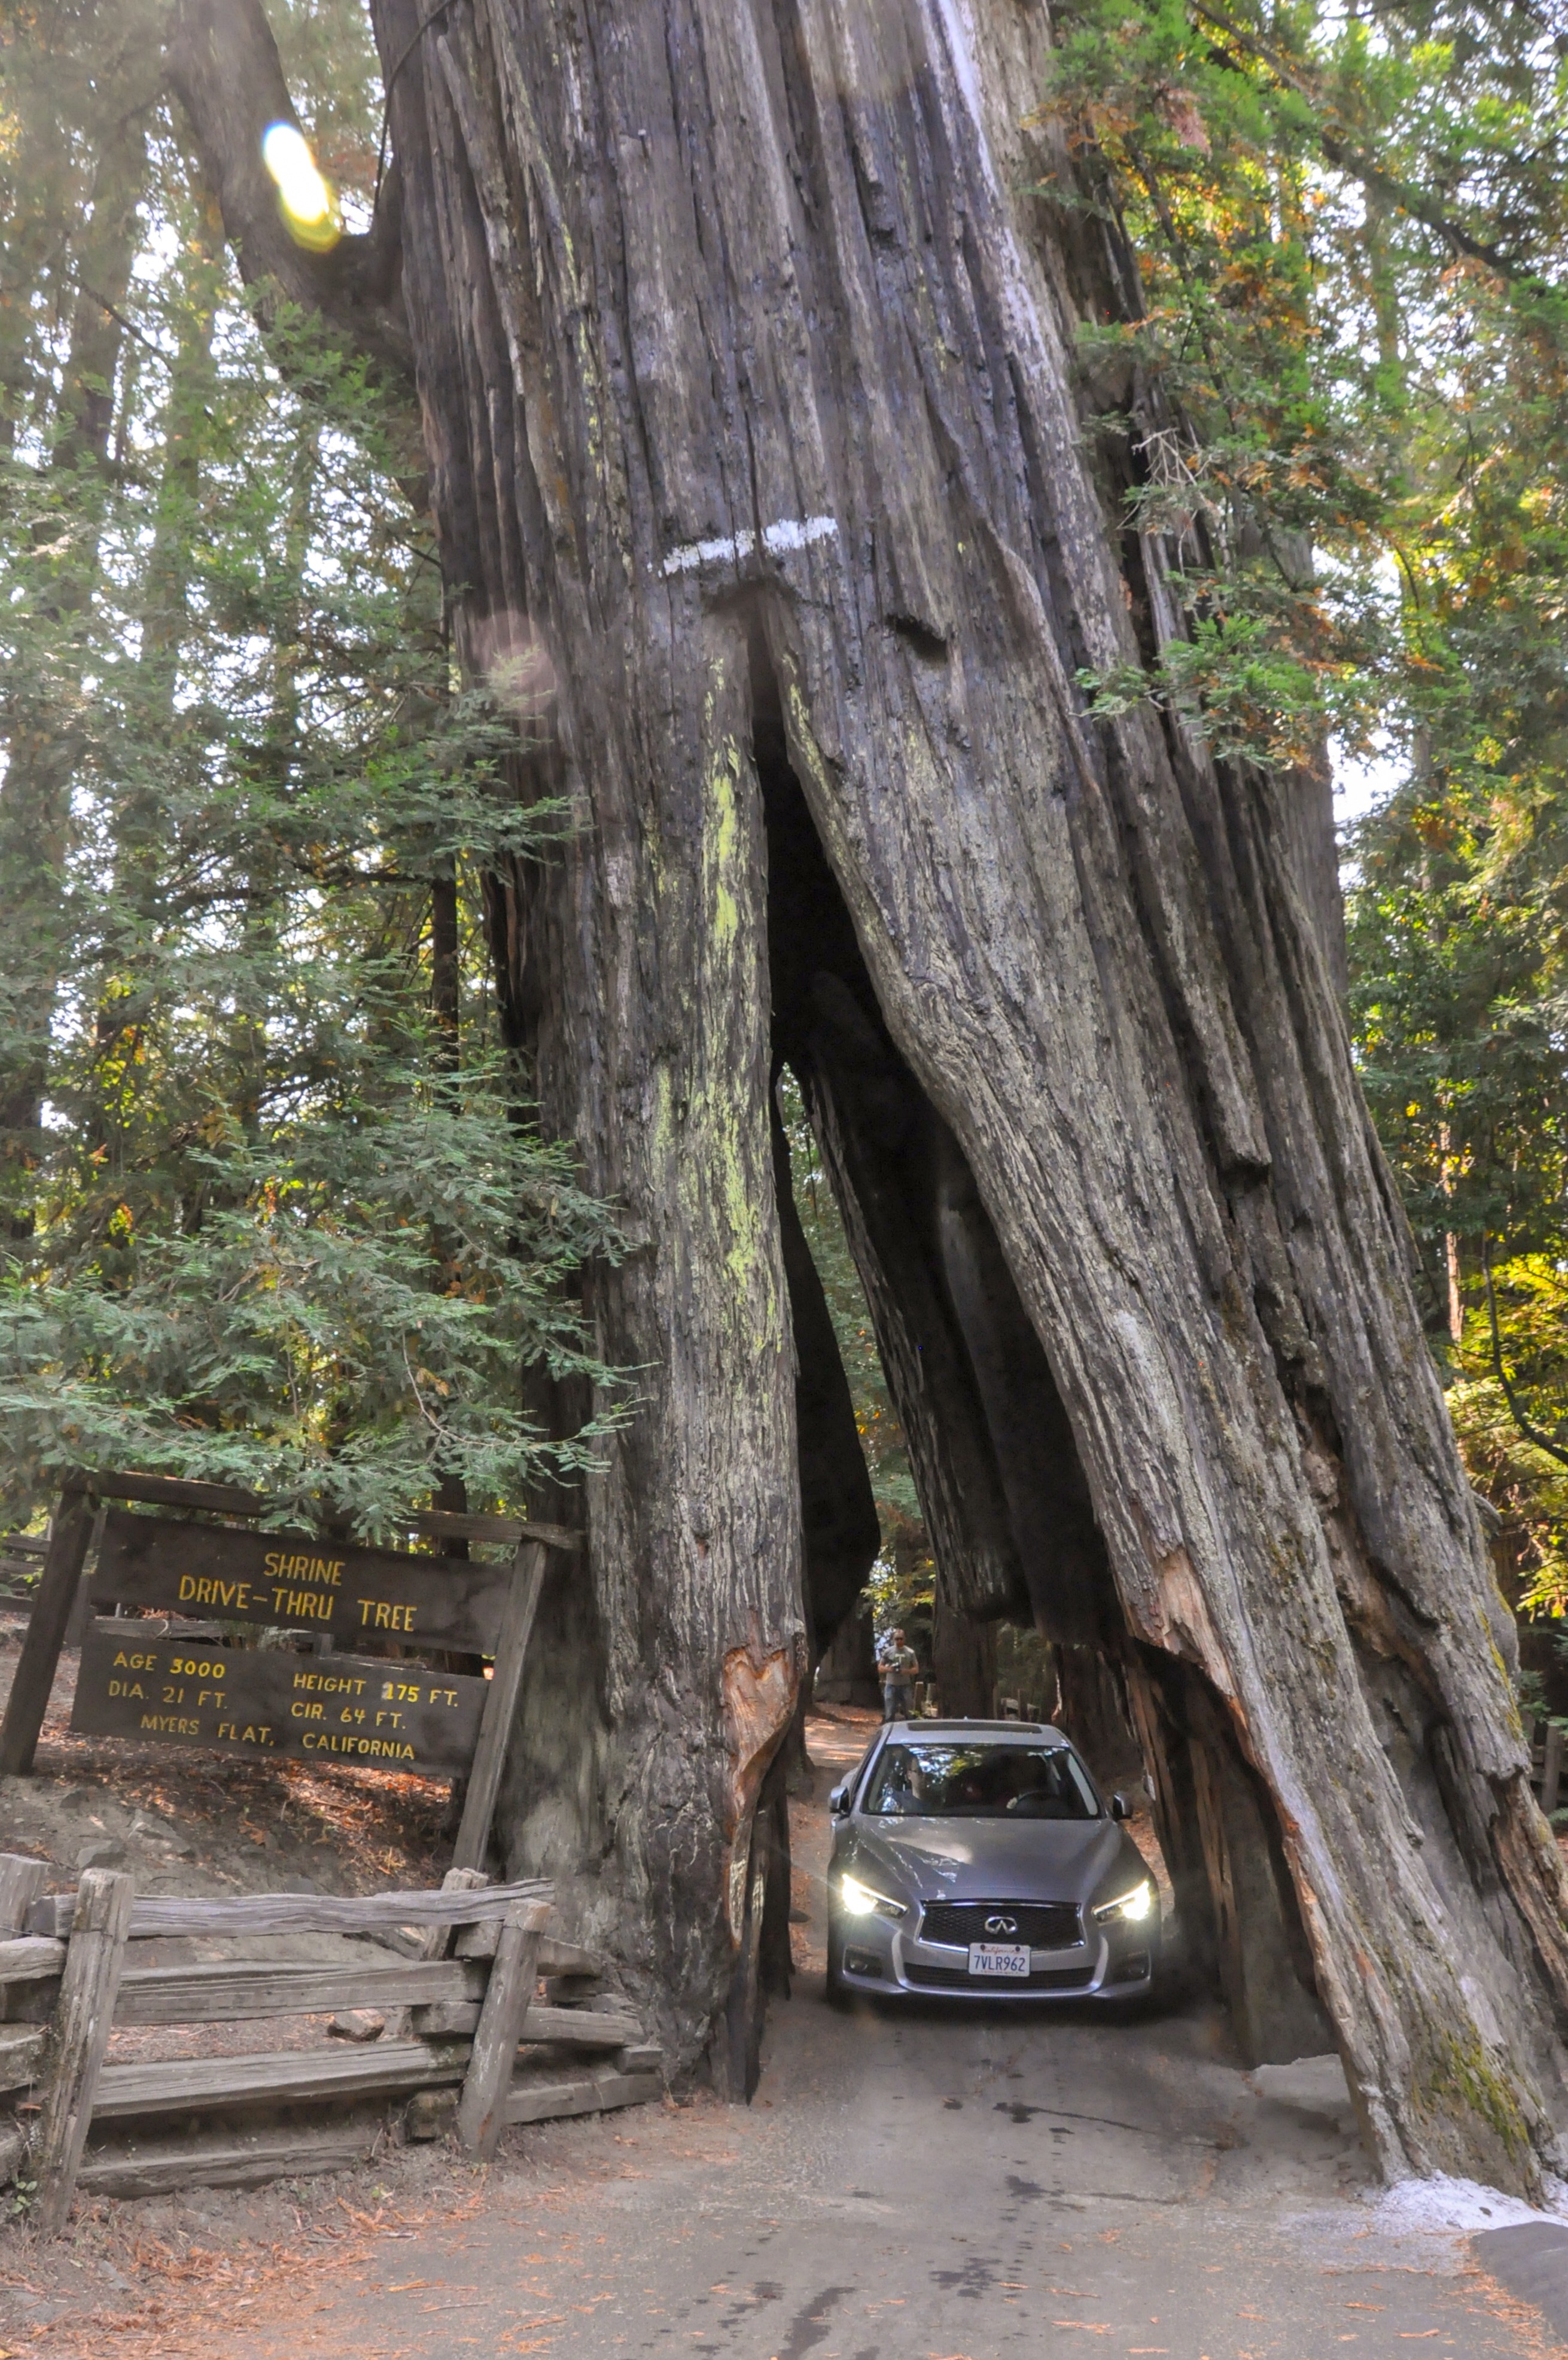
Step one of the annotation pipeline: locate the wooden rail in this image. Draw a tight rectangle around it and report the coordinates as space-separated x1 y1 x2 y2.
111 1957 488 2023
26 1877 555 1940
90 2040 473 2120
0 1856 661 2228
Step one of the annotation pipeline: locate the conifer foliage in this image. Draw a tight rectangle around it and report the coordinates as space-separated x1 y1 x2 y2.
0 0 623 1534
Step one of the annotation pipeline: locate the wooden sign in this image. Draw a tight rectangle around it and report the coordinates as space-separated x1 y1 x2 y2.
71 1622 487 1774
2 1472 558 1872
90 1508 507 1654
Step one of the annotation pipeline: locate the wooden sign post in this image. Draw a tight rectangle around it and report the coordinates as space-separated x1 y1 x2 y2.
0 1484 96 1777
0 1470 577 1869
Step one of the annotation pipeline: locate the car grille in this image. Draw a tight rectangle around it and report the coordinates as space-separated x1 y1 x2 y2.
918 1900 1082 1950
905 1962 1093 1993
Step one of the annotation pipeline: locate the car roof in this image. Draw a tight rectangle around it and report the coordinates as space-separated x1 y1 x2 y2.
882 1719 1067 1745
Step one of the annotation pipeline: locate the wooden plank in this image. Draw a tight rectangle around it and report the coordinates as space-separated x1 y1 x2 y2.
410 1508 581 1551
72 1471 579 1552
0 1854 48 1934
90 2037 470 2118
535 1935 605 1978
31 1866 133 2236
0 1486 95 1776
405 2000 480 2036
71 1622 487 1774
410 2001 643 2047
77 1469 267 1515
90 1508 511 1652
457 1898 550 2158
78 2121 377 2198
0 1935 65 1981
0 2025 47 2089
504 2066 662 2127
112 1956 488 2026
454 1542 547 1871
522 2003 643 2048
392 1865 489 2038
29 1874 552 1941
406 1868 488 1969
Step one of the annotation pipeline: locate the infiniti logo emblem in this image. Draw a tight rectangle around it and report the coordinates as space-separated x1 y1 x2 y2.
984 1914 1018 1936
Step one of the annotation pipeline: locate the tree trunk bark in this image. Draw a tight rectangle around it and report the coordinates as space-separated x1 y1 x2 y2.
1054 1643 1143 1799
931 1589 996 1720
372 0 1568 2178
771 1089 881 1664
175 0 1568 2178
0 105 149 1216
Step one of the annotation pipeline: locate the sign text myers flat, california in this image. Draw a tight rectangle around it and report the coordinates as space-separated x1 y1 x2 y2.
71 1622 487 1773
90 1508 507 1654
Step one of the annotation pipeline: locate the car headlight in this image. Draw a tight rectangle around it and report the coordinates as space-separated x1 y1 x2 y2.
1093 1880 1155 1925
838 1872 908 1920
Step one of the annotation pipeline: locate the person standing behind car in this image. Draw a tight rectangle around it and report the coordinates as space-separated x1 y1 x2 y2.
881 1628 918 1721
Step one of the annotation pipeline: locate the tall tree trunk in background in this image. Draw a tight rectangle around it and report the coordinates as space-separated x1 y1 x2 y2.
931 1589 996 1719
175 0 1568 2181
87 223 222 1168
0 108 149 1219
771 1094 881 1670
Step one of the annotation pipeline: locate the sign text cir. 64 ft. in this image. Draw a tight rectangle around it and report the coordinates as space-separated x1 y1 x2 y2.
87 1507 509 1652
72 1624 486 1773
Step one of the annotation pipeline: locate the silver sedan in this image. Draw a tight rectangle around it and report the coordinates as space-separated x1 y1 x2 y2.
825 1719 1159 2002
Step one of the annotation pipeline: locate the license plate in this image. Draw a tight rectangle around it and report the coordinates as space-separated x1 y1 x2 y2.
967 1942 1030 1978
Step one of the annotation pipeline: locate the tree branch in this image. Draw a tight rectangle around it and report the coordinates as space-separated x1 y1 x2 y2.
1482 1235 1568 1472
165 0 421 442
1189 0 1540 283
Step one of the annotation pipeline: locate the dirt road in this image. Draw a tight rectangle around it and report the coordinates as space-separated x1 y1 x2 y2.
5 1709 1564 2359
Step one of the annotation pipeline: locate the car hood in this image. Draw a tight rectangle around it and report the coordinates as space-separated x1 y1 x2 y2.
848 1815 1132 1907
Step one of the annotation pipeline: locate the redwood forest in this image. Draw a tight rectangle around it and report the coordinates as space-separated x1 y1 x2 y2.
4 0 1568 2344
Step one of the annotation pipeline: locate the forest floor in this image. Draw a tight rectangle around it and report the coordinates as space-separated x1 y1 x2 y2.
3 1637 1568 2359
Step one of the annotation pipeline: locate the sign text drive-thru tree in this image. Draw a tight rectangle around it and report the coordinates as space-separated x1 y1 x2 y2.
172 0 1568 2177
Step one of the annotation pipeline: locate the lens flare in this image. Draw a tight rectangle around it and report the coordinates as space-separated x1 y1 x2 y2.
1093 1880 1155 1924
261 122 340 252
467 611 558 723
838 1874 906 1919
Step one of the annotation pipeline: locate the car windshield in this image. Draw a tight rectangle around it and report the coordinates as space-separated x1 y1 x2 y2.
863 1742 1100 1819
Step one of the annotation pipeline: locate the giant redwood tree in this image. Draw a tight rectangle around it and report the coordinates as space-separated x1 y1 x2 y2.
170 0 1568 2182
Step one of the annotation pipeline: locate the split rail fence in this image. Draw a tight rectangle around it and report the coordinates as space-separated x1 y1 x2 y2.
0 1856 662 2234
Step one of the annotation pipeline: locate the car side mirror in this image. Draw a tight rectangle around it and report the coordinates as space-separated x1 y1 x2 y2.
830 1785 852 1816
1110 1792 1130 1822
